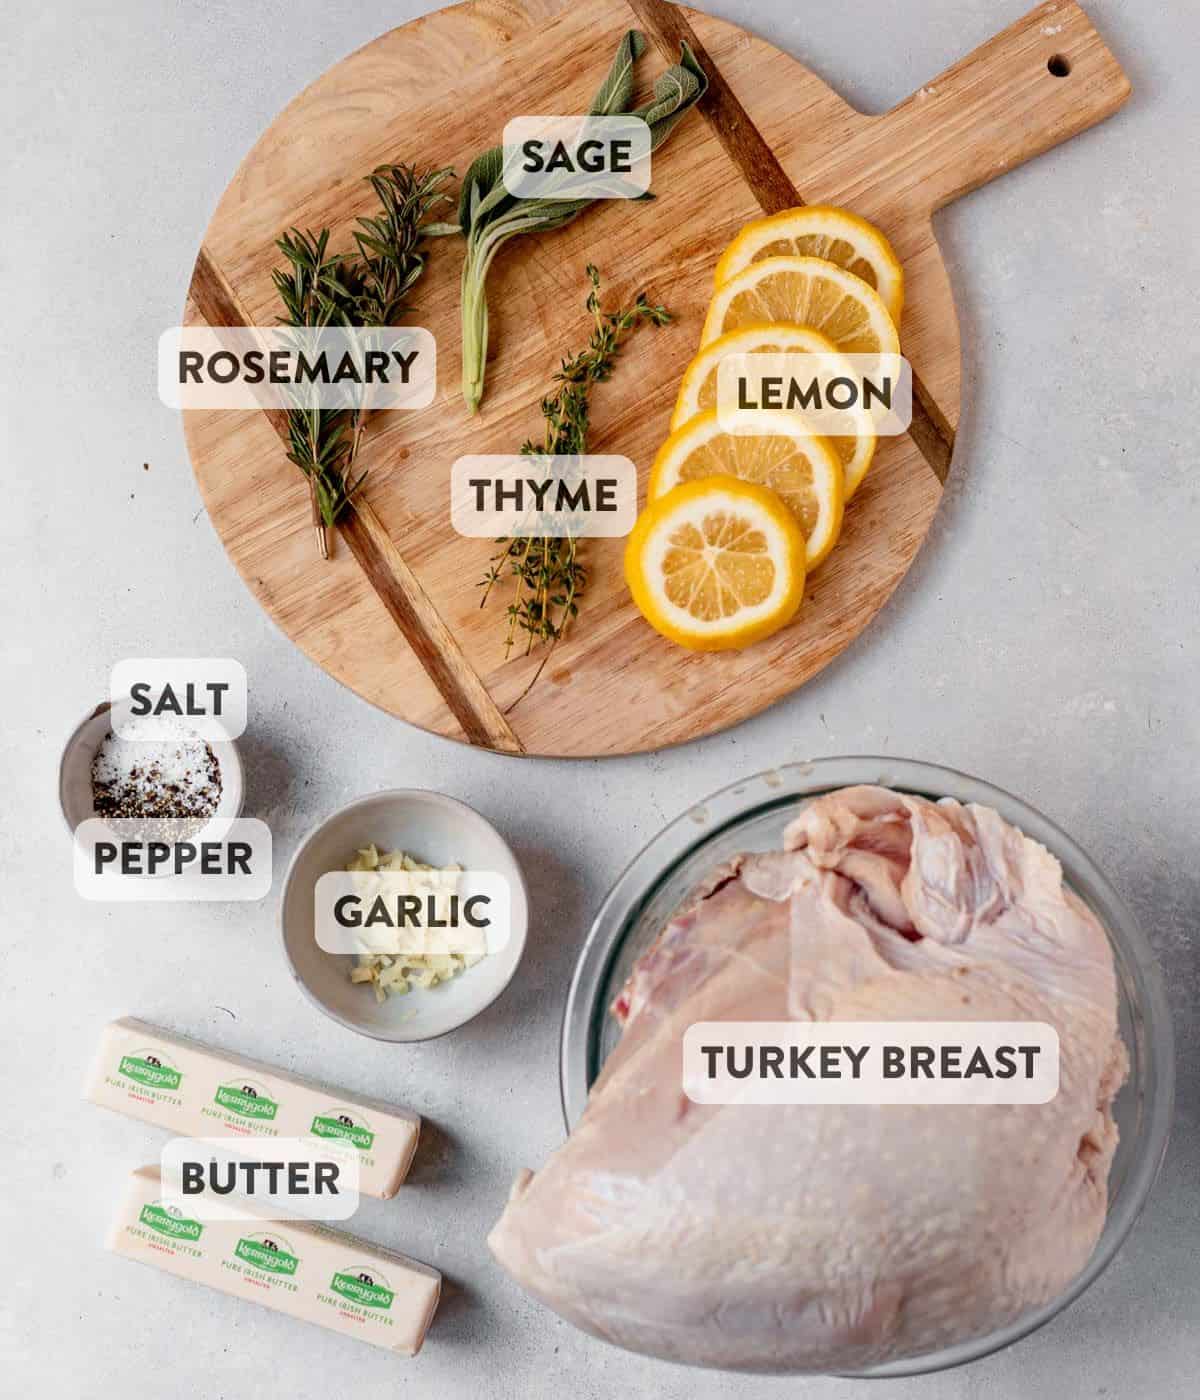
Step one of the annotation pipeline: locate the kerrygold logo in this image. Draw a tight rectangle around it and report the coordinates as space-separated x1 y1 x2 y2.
139 1203 202 1242
311 1111 374 1151
214 1079 279 1121
235 1234 299 1276
120 1052 182 1091
330 1269 394 1310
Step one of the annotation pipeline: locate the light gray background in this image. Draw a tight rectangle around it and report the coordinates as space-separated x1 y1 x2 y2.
2 0 1195 1395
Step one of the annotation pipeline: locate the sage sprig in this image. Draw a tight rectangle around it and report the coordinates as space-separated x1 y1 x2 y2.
443 30 706 413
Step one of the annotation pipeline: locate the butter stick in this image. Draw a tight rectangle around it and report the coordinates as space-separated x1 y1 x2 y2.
84 1018 419 1197
109 1167 440 1356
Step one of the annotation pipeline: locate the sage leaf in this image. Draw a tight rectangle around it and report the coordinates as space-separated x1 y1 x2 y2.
636 43 708 150
588 29 646 116
455 31 707 412
458 145 506 230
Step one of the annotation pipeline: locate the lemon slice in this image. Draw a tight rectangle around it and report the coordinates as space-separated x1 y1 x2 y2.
670 324 877 499
648 409 844 568
702 256 900 358
714 206 904 324
625 477 806 651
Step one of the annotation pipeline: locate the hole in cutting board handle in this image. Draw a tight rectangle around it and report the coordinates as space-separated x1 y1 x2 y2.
1047 54 1072 77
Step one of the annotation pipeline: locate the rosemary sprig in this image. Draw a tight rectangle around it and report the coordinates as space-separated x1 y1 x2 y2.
271 165 453 557
443 31 706 412
480 265 670 701
346 164 454 463
272 228 359 558
353 165 454 325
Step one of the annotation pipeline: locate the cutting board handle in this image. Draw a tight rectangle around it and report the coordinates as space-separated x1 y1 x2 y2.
874 0 1130 216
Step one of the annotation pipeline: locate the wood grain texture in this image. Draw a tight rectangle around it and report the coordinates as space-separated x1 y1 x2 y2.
187 249 521 751
183 0 1129 756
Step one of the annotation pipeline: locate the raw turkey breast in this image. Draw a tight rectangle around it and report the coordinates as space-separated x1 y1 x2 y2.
489 786 1127 1372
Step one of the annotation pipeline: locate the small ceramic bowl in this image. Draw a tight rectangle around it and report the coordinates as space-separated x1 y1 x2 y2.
280 789 529 1042
58 698 244 835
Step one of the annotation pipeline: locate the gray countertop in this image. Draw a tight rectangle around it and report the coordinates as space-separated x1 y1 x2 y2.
2 0 1196 1395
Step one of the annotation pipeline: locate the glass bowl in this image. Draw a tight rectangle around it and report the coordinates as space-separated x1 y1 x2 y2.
560 757 1174 1378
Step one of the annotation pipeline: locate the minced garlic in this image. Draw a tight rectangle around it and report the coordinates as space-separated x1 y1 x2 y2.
344 845 484 1002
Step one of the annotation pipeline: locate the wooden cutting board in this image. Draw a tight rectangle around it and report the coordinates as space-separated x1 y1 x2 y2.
184 0 1129 757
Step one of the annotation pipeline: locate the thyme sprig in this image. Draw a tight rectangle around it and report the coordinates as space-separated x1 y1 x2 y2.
272 228 360 555
271 164 453 556
480 265 670 700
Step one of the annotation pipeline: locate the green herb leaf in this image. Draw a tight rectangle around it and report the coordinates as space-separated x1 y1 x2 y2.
457 146 506 231
588 29 646 116
479 268 670 694
636 42 708 149
272 164 452 551
455 32 707 412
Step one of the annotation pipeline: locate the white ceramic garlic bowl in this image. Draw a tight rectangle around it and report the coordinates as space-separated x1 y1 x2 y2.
280 789 529 1042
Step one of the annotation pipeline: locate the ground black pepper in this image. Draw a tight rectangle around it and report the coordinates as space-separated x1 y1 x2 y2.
91 731 222 820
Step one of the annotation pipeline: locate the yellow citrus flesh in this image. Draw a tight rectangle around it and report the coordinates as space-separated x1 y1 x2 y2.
624 476 806 651
670 323 877 498
702 256 900 358
648 409 844 569
714 205 904 324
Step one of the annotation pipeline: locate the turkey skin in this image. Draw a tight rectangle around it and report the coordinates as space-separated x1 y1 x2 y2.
489 786 1127 1372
